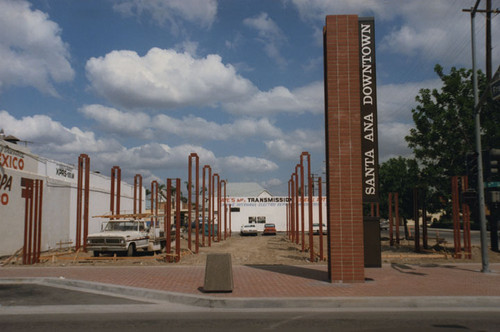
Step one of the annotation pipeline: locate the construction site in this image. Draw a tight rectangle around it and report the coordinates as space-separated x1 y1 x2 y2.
2 134 499 269
1 136 333 266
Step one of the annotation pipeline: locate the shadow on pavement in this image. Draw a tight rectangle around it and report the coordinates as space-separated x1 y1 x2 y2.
390 263 427 276
420 263 495 274
245 265 328 282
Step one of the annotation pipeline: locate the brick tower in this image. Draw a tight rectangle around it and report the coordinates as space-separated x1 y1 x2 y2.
323 15 365 283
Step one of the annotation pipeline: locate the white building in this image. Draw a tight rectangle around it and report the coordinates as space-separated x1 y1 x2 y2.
223 182 327 233
0 137 144 257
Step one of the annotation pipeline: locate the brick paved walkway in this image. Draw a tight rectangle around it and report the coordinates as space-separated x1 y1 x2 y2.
1 263 499 298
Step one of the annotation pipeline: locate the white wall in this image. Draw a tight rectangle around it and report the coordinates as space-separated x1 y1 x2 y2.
1 168 28 256
0 140 146 256
1 141 40 256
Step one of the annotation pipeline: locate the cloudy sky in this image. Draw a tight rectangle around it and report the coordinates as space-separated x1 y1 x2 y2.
0 0 498 195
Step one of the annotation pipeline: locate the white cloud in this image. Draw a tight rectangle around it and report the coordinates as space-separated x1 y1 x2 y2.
377 2 478 67
225 32 243 51
244 12 285 41
265 139 301 160
287 0 500 69
377 79 441 124
79 104 153 138
103 144 277 180
79 104 283 141
253 76 442 163
86 46 322 115
286 0 394 22
152 116 283 141
261 178 282 189
0 110 120 159
0 110 120 164
152 114 226 140
174 40 199 57
0 0 74 95
85 48 256 109
0 110 72 144
113 0 217 30
220 156 278 173
378 122 413 162
228 118 283 138
375 78 445 161
293 129 324 150
1 110 281 182
265 128 323 161
224 81 323 115
382 26 446 57
302 56 323 72
100 143 216 171
243 12 287 66
43 127 120 155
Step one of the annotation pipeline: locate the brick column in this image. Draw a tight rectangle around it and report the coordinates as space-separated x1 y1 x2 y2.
323 15 364 283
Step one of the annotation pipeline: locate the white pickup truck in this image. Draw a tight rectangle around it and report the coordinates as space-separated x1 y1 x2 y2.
86 219 166 257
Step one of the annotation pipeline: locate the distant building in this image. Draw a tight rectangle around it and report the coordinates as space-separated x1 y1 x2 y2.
222 182 326 233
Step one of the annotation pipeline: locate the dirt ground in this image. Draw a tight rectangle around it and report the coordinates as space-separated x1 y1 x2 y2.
3 231 499 267
177 234 316 266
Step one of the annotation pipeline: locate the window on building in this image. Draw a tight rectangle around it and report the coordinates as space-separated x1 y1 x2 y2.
249 216 266 224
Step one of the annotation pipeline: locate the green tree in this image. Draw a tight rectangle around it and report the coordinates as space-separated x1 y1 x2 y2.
145 184 166 202
379 157 420 221
405 65 500 213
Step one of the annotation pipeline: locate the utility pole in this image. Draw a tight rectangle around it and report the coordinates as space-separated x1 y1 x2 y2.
486 0 492 81
463 0 495 273
463 1 499 79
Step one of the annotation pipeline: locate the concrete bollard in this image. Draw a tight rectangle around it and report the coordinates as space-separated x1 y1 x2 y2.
203 253 233 292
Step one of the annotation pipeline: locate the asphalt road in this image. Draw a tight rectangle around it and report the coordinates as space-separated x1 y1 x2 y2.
1 283 500 332
1 310 500 332
0 284 147 306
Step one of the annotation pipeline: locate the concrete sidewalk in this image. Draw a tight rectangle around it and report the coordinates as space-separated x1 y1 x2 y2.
1 263 499 309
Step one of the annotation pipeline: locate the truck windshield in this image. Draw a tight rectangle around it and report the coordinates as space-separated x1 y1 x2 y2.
105 221 139 231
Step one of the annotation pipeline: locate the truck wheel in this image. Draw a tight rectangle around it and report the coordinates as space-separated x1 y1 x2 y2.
127 243 136 257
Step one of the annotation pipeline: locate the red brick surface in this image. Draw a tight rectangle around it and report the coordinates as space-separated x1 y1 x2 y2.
324 15 364 282
1 264 499 298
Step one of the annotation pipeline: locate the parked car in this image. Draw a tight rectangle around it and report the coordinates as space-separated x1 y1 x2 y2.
190 220 218 236
203 222 218 237
263 223 277 236
380 219 389 231
312 223 327 235
240 224 258 236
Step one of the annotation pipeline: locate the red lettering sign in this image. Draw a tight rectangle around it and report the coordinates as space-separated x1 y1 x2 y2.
0 153 25 170
0 193 8 205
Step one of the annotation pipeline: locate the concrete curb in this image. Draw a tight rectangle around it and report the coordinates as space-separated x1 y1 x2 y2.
2 277 500 310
